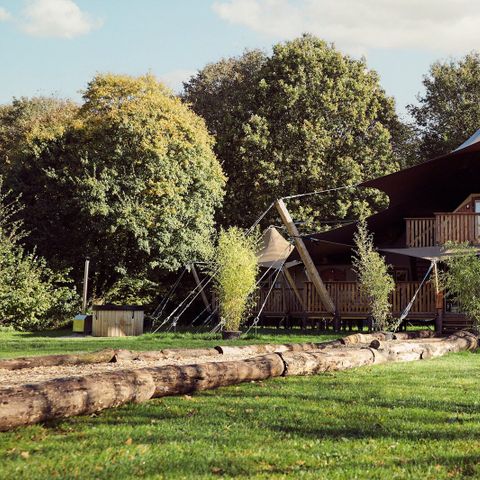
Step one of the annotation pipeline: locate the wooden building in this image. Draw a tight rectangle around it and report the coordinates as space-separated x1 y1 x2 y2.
253 130 480 333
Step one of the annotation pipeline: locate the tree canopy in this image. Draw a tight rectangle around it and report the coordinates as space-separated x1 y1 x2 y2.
409 52 480 160
184 35 402 231
1 74 225 293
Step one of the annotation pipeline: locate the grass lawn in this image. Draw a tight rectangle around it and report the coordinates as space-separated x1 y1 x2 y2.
0 329 479 479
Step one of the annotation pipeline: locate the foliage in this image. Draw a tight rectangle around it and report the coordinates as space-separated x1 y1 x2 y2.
409 52 480 159
1 74 226 295
0 182 79 330
184 35 402 230
0 96 78 170
103 276 159 306
440 242 480 329
214 227 259 331
0 331 478 479
352 219 395 330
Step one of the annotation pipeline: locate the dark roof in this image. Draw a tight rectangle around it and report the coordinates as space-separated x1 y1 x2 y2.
292 129 480 260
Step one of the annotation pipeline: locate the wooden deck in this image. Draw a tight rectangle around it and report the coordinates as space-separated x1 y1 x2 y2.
406 213 480 247
252 281 436 319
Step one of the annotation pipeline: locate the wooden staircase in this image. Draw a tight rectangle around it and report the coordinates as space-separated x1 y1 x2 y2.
442 313 474 334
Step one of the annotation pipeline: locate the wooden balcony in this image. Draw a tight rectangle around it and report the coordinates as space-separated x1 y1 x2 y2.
251 281 436 319
406 213 480 247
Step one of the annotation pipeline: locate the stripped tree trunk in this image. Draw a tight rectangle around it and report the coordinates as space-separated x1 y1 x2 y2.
0 331 476 431
0 349 116 371
0 354 284 431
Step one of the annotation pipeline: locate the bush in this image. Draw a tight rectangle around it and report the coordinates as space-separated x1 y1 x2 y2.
352 219 395 331
103 276 159 306
440 242 480 329
213 227 259 331
0 183 79 330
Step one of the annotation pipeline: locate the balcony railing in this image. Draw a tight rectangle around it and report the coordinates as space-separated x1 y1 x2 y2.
249 281 435 318
406 213 480 247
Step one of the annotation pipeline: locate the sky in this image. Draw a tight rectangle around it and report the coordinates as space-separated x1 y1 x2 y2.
0 0 478 118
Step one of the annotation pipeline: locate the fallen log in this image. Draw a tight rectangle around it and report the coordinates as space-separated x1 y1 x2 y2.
280 348 383 376
0 349 116 371
393 330 436 340
0 354 284 431
369 331 478 362
215 339 343 356
0 331 476 431
340 331 394 345
113 348 221 362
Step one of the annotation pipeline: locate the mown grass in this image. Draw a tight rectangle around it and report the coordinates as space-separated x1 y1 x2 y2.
0 330 479 479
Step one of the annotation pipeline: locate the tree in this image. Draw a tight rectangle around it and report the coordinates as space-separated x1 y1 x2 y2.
441 242 480 330
184 35 402 231
0 181 78 330
0 96 78 171
2 74 226 294
214 227 259 332
409 52 480 160
352 219 395 331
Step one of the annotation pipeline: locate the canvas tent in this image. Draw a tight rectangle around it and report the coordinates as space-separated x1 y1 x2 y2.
257 226 295 269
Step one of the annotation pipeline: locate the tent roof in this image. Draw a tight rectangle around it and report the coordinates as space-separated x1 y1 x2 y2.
454 128 480 152
380 246 480 261
257 226 294 269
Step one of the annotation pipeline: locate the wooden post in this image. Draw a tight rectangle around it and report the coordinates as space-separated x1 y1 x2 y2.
433 261 444 334
282 266 307 312
190 263 212 313
275 200 337 326
82 257 90 314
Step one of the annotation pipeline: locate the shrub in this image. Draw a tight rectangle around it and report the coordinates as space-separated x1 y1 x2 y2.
213 227 259 332
440 242 480 329
0 183 79 330
352 219 395 330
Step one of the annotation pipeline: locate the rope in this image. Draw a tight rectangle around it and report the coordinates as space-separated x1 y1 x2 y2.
151 265 187 320
281 184 359 201
392 261 435 332
244 261 286 335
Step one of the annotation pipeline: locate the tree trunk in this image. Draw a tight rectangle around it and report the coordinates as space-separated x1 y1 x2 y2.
0 349 116 371
0 354 284 431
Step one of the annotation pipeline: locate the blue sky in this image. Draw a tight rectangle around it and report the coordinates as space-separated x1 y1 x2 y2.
0 0 477 117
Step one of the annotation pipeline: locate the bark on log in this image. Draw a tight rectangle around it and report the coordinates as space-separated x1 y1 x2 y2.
113 348 220 362
0 354 284 431
0 349 116 371
280 348 385 376
393 330 436 340
369 331 478 362
340 332 394 345
215 340 342 356
0 331 476 431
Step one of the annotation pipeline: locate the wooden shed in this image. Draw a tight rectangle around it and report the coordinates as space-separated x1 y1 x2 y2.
92 305 144 337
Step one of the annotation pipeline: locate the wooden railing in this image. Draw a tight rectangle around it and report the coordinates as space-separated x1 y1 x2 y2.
406 217 436 247
250 281 436 318
435 212 480 245
406 213 480 247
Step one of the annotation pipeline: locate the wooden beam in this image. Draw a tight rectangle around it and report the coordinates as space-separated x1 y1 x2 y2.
282 266 307 312
190 263 211 313
275 199 336 315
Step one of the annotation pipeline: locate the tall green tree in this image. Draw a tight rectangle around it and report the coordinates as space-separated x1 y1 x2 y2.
184 35 402 230
2 74 226 293
409 52 480 160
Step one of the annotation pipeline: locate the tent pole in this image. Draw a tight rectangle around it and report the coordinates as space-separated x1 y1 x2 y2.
433 260 444 333
275 199 339 329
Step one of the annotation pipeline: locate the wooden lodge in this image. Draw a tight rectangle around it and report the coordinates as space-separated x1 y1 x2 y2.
252 130 480 333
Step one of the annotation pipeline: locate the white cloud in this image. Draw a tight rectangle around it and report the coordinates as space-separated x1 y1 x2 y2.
159 69 196 93
20 0 101 38
0 7 11 21
212 0 480 54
